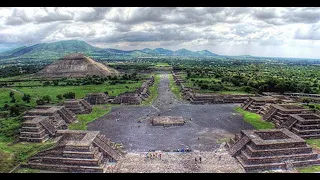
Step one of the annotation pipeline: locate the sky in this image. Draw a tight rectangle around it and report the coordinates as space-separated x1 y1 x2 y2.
0 7 320 59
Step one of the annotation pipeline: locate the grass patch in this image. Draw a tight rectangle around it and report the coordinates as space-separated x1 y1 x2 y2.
297 165 320 173
234 106 275 130
216 137 231 144
142 74 160 105
0 138 54 173
306 139 320 150
68 105 112 130
168 74 183 100
14 168 40 173
16 81 142 105
155 63 170 67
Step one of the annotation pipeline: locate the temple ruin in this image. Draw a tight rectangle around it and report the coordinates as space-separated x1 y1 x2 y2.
241 96 282 115
227 128 320 172
262 104 314 128
84 93 110 105
64 99 93 114
37 53 119 78
19 106 77 142
282 114 320 139
26 130 124 173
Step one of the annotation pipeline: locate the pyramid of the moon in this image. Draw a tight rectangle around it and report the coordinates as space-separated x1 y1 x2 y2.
38 53 119 78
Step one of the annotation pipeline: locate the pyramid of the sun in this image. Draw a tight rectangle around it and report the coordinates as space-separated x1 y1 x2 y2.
38 53 119 78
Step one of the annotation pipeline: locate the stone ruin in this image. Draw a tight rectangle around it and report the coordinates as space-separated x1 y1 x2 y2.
151 116 185 126
282 114 320 139
113 76 155 105
19 106 77 143
226 128 320 172
113 92 142 105
187 93 254 104
262 104 314 128
84 93 110 105
172 71 255 104
241 96 282 115
26 130 124 173
64 99 93 114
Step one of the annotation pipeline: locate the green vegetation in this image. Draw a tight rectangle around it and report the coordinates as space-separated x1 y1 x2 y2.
297 165 320 173
68 105 112 130
13 168 40 173
0 136 54 173
306 139 320 150
234 107 275 129
142 74 160 105
169 74 183 99
155 63 170 67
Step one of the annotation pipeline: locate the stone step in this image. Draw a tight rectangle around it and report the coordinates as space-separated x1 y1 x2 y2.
62 149 102 159
41 156 103 166
236 155 285 172
250 141 307 150
20 126 44 132
292 127 320 135
27 162 106 173
20 130 47 138
19 135 49 143
297 119 320 125
299 134 320 139
295 123 320 130
244 144 312 157
240 150 318 164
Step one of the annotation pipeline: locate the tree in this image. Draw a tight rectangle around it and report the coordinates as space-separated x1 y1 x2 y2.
3 104 9 110
104 91 109 95
63 92 75 99
42 95 52 103
36 99 45 105
10 97 16 103
56 94 63 100
9 105 20 117
22 94 31 103
43 81 50 86
9 91 14 98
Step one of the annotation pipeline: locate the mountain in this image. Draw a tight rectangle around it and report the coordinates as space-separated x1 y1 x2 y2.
0 39 220 62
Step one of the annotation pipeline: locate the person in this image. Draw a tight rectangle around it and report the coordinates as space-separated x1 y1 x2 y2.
195 157 197 163
219 156 221 161
159 153 162 160
199 156 202 163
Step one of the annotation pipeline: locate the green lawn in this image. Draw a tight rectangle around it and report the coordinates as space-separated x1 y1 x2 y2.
306 139 320 150
0 136 54 173
234 107 275 129
0 88 24 106
142 74 160 105
169 74 183 100
297 165 320 173
155 63 170 67
14 81 142 104
68 105 112 130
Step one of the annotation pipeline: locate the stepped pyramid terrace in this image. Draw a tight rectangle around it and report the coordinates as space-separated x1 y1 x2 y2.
64 99 93 114
19 106 77 142
26 130 124 173
226 129 320 172
37 53 119 78
84 93 110 105
281 114 320 139
241 96 282 115
262 104 314 128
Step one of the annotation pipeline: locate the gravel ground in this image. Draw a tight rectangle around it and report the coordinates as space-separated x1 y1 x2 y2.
88 72 254 152
106 143 245 173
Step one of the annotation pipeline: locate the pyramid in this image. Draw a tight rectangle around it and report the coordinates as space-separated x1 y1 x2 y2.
38 53 119 78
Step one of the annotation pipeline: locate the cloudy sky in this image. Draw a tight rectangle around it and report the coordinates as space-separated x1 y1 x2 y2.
0 7 320 58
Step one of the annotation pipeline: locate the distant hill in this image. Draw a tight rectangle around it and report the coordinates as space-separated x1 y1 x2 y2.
0 39 220 62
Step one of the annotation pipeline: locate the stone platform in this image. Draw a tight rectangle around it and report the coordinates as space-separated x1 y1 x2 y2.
241 96 281 115
84 93 110 105
262 104 314 128
226 128 320 172
64 99 93 114
283 114 320 139
151 116 185 126
27 130 124 173
19 106 77 142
